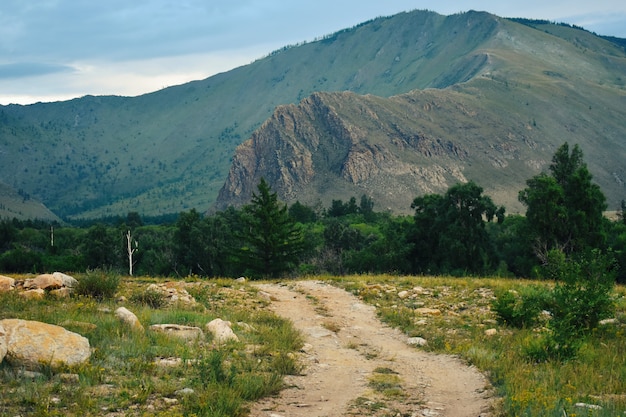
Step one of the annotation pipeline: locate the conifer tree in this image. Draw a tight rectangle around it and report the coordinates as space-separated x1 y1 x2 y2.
238 178 304 278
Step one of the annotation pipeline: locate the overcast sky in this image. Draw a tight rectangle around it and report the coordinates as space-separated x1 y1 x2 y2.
1 1 625 105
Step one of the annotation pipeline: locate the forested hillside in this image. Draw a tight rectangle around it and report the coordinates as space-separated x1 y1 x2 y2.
1 10 625 219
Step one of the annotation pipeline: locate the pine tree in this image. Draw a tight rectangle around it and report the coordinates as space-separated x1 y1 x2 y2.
238 178 304 278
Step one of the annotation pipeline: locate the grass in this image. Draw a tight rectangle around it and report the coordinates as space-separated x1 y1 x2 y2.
2 273 624 416
0 275 303 417
327 274 626 417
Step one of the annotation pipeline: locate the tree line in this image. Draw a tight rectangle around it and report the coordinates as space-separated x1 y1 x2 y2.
1 143 625 281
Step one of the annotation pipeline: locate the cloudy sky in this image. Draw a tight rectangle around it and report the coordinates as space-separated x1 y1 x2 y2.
1 1 625 105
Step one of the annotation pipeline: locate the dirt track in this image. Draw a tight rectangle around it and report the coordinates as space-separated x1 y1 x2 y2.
249 280 493 417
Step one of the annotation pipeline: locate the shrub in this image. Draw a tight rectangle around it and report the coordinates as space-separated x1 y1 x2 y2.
492 286 551 328
528 249 616 361
74 268 120 300
130 287 167 308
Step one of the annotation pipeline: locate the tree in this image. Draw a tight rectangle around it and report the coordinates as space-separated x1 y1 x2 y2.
410 181 504 274
237 178 304 278
519 142 607 259
174 209 209 276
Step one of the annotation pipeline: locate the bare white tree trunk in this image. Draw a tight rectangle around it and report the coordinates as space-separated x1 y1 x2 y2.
126 230 138 276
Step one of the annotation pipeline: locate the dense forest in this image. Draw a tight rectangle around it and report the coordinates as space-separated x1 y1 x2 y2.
1 143 625 282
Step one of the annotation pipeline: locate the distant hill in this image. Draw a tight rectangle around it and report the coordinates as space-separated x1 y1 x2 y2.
1 10 625 219
0 181 61 222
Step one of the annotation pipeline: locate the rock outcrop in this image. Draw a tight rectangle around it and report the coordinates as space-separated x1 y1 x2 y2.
0 275 15 293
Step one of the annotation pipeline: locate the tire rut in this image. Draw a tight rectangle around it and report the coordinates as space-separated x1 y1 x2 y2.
248 280 493 417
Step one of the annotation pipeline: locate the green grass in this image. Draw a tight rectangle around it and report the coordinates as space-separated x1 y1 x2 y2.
0 275 303 417
327 274 626 417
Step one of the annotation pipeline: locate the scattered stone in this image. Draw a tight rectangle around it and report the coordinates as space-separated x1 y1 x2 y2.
154 357 183 367
50 288 72 298
146 283 197 307
0 275 15 292
398 290 410 299
599 318 619 326
258 290 278 302
1 318 91 371
206 318 239 343
575 403 603 410
407 337 428 347
18 369 45 379
150 324 204 341
59 320 98 332
116 296 128 303
236 321 257 332
484 328 498 337
175 388 195 396
19 288 45 300
236 277 246 283
416 308 442 316
58 373 80 383
115 307 144 332
162 397 178 405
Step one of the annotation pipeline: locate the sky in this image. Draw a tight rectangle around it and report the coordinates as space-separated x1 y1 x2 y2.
1 1 625 105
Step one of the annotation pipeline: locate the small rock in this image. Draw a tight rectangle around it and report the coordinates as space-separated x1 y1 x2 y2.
206 318 239 343
50 288 72 298
398 290 410 299
115 307 144 332
236 277 246 283
407 337 428 347
175 388 195 396
416 308 441 316
484 328 498 337
150 324 204 341
575 403 602 410
58 373 80 383
599 318 618 326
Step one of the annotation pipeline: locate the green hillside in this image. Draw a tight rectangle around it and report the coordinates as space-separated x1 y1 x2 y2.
0 10 625 219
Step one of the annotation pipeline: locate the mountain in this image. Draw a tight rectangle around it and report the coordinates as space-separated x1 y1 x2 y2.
1 10 625 219
215 14 626 214
0 181 61 222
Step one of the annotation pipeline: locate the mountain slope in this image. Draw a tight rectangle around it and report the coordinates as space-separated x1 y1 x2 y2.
1 10 625 218
215 15 626 213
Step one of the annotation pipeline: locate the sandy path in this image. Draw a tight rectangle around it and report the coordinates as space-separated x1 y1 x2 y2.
249 280 492 417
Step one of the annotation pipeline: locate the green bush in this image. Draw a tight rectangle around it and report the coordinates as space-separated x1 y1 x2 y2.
492 286 551 328
130 287 167 308
74 268 120 300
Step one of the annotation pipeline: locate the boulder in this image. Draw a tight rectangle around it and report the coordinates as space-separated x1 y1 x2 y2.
0 275 15 293
115 307 144 331
0 319 91 370
31 273 64 290
206 318 239 343
150 324 204 341
19 288 45 300
0 323 7 363
52 272 78 288
50 288 72 298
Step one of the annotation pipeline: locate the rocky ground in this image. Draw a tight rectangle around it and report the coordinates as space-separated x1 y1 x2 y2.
249 280 494 417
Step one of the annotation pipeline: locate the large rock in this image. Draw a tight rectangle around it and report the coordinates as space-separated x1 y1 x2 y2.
205 318 239 343
150 324 204 341
0 275 15 293
0 319 91 370
19 288 45 300
0 323 7 363
52 272 78 288
115 307 144 331
25 273 63 290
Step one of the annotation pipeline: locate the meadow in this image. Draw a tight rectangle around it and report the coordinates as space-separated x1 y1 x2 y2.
0 273 624 416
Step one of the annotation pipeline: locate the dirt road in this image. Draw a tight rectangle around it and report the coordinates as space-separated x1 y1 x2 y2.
249 280 493 417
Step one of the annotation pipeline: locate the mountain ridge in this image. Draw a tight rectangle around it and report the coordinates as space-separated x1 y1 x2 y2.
1 10 625 219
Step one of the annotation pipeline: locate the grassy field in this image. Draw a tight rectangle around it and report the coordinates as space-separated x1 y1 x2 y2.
0 273 624 416
327 275 626 417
